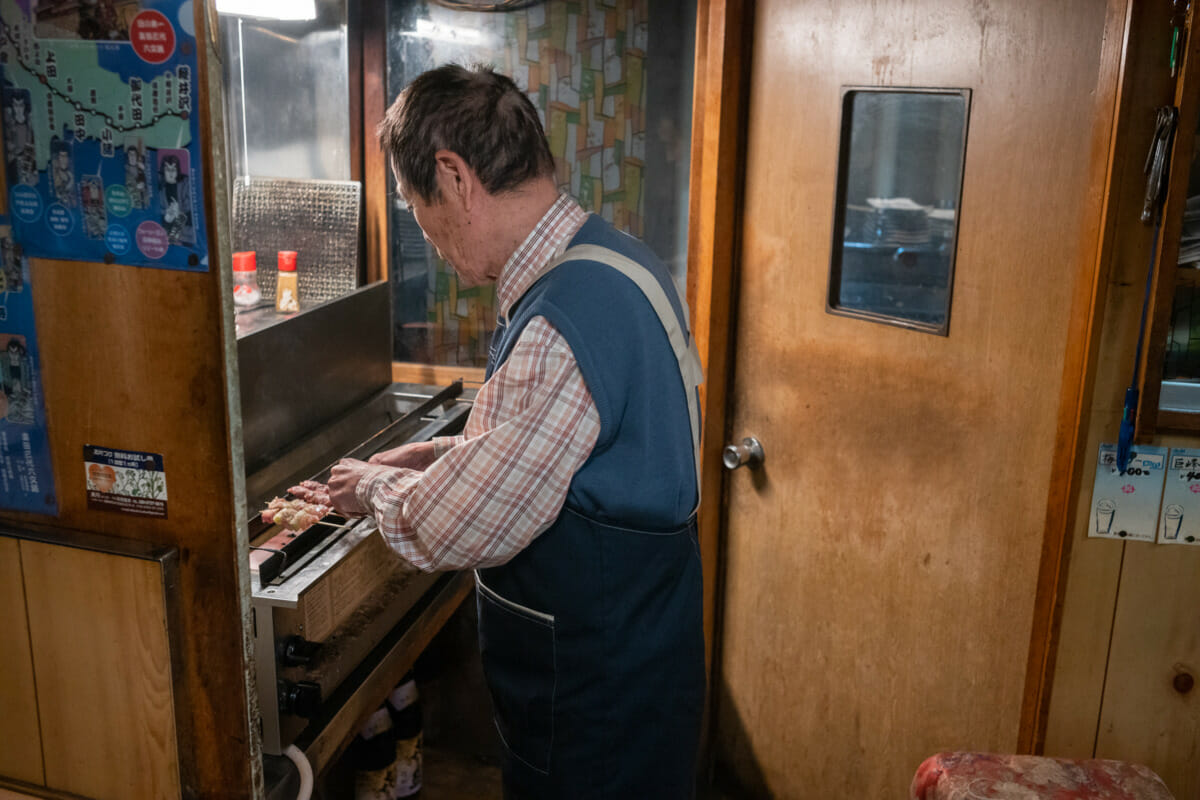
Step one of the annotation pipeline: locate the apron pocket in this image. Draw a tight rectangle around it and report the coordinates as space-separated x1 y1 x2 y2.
476 577 556 774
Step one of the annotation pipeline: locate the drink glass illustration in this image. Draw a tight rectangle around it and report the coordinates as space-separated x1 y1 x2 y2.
1096 499 1116 534
1164 504 1183 540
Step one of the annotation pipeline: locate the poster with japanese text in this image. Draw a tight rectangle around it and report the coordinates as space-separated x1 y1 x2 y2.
0 218 55 513
0 0 206 271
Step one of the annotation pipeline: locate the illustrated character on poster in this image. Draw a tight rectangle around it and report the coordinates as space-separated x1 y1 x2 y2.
79 176 107 239
77 0 128 41
158 151 194 246
0 235 22 294
124 138 148 209
0 238 12 293
2 89 36 186
2 336 34 425
50 138 76 208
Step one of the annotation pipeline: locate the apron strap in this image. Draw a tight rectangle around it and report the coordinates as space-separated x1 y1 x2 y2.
531 244 704 509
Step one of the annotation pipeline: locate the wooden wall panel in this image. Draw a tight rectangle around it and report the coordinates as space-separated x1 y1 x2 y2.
1046 7 1200 796
0 538 43 787
1041 0 1165 756
21 540 179 800
0 2 257 796
363 0 388 286
1095 535 1200 797
687 0 748 689
1019 0 1132 751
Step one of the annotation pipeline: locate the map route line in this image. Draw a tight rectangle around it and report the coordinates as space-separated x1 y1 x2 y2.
0 21 185 134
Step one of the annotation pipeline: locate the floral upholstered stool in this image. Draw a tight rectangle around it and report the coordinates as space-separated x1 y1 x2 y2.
911 752 1175 799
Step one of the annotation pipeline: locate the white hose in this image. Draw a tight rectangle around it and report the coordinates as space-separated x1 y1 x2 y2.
283 744 313 800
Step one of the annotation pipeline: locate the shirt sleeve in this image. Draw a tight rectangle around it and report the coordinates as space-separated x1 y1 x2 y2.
431 435 464 459
356 316 601 571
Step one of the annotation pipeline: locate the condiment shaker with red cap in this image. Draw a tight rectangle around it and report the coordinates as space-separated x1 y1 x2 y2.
232 251 262 308
276 250 300 313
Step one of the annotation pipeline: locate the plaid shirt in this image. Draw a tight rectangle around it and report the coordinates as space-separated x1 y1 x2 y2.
356 195 598 570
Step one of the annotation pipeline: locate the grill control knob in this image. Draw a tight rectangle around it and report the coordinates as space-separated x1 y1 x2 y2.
278 635 321 667
278 680 322 719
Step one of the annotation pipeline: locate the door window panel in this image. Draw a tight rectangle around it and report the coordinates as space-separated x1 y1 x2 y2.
827 87 970 335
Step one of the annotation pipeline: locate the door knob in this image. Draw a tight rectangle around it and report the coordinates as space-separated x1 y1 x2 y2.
723 437 764 471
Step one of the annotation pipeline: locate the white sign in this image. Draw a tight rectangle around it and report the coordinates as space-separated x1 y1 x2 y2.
1088 443 1167 542
1160 447 1200 545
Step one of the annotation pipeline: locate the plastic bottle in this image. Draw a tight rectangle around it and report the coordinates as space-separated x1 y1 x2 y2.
387 674 422 798
276 250 300 313
231 251 261 308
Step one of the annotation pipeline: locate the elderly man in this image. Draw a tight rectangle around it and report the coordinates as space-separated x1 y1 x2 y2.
330 63 703 799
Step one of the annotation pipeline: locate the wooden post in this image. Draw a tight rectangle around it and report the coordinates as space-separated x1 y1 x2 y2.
0 1 258 796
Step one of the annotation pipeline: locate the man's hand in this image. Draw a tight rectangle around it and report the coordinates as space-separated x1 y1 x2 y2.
367 440 438 470
329 458 373 517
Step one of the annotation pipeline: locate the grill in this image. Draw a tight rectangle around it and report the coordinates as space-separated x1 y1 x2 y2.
236 282 474 760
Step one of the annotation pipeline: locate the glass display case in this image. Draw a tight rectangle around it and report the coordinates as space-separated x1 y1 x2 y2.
384 0 696 366
1140 48 1200 432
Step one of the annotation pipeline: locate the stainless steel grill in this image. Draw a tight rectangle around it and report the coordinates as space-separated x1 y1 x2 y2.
248 381 472 757
236 281 474 761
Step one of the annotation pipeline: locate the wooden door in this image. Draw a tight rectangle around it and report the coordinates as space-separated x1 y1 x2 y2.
712 1 1126 795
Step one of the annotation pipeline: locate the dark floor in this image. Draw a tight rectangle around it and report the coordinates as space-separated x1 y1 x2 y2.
421 745 503 798
421 747 732 800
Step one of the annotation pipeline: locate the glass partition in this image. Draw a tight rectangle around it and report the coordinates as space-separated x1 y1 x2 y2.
218 0 351 184
827 87 970 335
384 0 696 366
217 0 360 335
1160 125 1200 413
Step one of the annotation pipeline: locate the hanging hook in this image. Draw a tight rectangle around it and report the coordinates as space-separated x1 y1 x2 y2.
1142 106 1178 224
1120 106 1180 473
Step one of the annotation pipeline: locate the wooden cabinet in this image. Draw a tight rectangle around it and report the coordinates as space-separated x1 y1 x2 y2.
1138 3 1200 436
0 531 182 800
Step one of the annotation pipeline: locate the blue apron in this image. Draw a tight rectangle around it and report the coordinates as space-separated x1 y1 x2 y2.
477 216 705 799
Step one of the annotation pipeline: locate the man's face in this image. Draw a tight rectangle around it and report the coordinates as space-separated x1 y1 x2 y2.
395 168 486 285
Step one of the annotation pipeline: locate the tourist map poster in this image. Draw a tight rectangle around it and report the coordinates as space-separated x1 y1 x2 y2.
0 0 207 270
0 217 55 513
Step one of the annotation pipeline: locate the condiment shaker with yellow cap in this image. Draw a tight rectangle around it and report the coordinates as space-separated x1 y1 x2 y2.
276 250 300 313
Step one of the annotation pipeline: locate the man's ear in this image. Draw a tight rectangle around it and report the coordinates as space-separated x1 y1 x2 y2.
433 150 478 211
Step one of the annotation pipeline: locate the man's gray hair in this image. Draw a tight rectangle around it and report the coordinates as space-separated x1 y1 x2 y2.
377 63 555 203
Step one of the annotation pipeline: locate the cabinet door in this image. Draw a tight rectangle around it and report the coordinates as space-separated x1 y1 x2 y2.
21 539 181 800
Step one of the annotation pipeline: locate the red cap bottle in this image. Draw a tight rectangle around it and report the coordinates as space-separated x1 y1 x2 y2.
232 251 261 307
232 251 256 272
276 250 300 312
